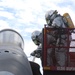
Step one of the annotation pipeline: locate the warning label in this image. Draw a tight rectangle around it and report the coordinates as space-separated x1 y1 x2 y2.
57 67 75 71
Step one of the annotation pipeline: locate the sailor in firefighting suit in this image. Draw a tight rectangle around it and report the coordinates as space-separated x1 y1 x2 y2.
30 31 42 60
31 29 56 66
45 10 72 66
30 31 42 75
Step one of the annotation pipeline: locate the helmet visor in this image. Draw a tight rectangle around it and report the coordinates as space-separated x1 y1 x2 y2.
46 19 51 25
33 39 40 45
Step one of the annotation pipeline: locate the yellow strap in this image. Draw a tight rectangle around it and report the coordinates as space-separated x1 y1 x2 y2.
43 67 50 70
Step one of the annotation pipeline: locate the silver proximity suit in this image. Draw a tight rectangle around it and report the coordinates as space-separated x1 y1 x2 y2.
51 15 72 66
35 31 56 66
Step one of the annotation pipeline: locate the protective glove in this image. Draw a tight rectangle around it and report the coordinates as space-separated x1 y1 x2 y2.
30 50 41 58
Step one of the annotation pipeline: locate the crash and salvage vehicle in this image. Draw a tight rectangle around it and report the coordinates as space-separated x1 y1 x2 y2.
42 25 75 75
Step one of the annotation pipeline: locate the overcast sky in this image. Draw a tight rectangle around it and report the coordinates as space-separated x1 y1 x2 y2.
0 0 75 73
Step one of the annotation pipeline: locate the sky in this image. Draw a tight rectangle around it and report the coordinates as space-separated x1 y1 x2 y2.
0 0 75 74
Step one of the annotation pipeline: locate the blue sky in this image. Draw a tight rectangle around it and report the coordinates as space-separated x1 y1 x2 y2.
0 0 75 73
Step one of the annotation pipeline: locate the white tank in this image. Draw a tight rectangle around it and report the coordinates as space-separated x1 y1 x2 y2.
0 29 33 75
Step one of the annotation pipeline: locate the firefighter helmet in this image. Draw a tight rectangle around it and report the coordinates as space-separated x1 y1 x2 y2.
31 31 41 45
45 10 58 25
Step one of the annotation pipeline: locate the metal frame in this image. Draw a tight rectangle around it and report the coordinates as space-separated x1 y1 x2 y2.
42 25 75 71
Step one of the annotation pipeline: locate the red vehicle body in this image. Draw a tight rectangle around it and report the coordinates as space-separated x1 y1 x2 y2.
42 25 75 75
